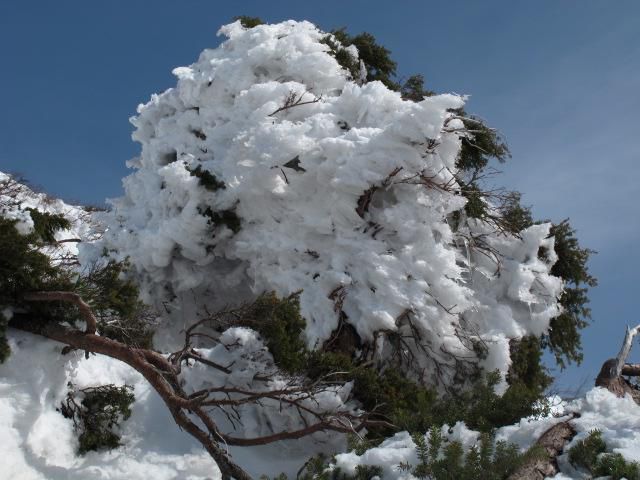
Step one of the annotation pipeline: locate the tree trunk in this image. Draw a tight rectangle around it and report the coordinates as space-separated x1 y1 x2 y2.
595 324 640 405
507 415 577 480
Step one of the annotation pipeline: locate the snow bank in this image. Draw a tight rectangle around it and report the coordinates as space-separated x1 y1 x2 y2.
0 332 220 480
97 20 563 389
4 323 640 480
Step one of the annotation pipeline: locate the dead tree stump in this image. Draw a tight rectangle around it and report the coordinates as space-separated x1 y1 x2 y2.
595 324 640 405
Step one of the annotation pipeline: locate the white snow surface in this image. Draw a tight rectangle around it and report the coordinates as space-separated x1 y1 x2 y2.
0 328 350 480
4 320 640 480
0 331 220 480
95 19 563 389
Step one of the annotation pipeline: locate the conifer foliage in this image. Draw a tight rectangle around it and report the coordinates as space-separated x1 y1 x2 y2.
58 383 135 454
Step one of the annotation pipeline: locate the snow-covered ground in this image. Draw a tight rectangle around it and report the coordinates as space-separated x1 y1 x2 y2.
0 171 93 259
3 332 640 479
0 332 220 480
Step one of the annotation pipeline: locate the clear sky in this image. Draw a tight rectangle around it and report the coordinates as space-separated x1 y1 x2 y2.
1 1 639 392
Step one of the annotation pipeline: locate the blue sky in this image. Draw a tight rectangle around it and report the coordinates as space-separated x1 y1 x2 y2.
1 1 639 391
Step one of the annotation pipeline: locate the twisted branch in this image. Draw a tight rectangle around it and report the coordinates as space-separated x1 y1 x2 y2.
12 292 386 480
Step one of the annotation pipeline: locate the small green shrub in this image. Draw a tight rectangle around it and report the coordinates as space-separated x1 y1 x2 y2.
58 383 135 454
292 429 543 480
568 429 606 471
569 430 640 480
411 428 545 480
234 292 309 372
594 453 640 480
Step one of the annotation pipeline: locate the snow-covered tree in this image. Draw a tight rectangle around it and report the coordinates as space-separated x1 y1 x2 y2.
1 18 607 480
96 18 592 401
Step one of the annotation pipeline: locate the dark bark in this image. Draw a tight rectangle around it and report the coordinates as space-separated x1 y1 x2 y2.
595 358 640 404
622 363 640 376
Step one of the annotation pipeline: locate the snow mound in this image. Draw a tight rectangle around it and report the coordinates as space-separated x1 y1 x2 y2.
0 327 353 479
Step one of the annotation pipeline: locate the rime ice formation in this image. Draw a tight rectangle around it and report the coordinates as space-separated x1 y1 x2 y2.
96 20 563 389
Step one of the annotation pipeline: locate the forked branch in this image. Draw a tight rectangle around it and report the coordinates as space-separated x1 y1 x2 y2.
269 90 322 116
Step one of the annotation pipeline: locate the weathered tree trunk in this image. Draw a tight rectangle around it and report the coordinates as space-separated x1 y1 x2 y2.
507 415 577 480
595 324 640 405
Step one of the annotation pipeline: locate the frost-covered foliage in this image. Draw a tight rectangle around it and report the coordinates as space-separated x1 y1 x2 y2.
0 173 153 354
0 172 92 260
59 383 135 454
96 19 564 391
0 173 89 360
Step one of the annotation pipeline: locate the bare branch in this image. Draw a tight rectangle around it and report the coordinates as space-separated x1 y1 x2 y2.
596 324 640 404
613 324 640 378
622 363 640 376
269 91 321 116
